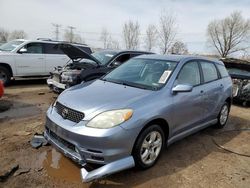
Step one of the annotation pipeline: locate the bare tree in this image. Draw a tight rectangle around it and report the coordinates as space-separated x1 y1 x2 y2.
158 12 177 54
107 36 120 50
122 20 140 50
169 40 188 54
100 28 110 49
0 28 9 42
207 11 250 57
144 24 158 51
9 30 27 40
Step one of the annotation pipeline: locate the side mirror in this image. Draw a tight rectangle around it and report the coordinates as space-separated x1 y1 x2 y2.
112 61 122 67
172 84 193 93
18 48 27 53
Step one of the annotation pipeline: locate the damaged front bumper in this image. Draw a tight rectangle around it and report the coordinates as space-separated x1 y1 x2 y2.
47 78 66 93
44 107 138 182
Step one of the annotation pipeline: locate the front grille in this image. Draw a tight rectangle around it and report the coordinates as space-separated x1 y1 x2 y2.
48 128 76 152
54 102 85 123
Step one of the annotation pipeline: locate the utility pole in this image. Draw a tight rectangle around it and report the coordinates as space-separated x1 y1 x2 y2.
52 23 61 40
68 26 76 43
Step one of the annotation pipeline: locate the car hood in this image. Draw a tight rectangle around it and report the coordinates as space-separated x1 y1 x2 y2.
57 43 101 65
57 80 153 120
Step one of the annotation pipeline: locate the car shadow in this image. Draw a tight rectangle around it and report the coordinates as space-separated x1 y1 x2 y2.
89 115 248 188
9 79 47 86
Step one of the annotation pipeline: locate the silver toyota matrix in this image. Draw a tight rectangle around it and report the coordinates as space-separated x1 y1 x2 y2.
44 55 232 182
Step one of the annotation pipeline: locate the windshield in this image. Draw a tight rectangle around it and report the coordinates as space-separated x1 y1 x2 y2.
0 40 24 52
91 51 118 65
227 68 250 77
103 58 178 90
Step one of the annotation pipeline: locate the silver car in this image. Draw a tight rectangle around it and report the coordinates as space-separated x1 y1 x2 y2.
44 55 232 182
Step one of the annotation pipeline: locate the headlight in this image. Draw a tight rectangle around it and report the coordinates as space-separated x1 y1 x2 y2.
86 109 133 129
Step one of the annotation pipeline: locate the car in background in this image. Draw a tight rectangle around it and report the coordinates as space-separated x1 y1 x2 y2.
221 58 250 106
44 55 232 182
0 39 92 85
0 80 4 98
47 43 153 93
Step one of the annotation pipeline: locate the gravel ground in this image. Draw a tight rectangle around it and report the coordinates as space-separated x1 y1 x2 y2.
0 80 249 188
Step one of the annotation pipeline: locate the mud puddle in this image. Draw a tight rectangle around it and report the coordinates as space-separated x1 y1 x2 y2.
42 149 82 182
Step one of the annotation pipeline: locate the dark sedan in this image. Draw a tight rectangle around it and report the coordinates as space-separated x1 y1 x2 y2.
47 43 153 93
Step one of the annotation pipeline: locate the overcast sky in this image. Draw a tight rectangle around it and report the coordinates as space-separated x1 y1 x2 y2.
1 0 250 54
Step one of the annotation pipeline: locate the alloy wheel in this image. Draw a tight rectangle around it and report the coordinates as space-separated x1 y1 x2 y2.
220 105 229 125
140 131 162 165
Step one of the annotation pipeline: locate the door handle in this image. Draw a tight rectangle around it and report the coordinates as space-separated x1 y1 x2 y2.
38 57 44 60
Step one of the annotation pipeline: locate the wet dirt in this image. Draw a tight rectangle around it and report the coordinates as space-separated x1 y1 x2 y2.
43 149 82 182
0 79 249 188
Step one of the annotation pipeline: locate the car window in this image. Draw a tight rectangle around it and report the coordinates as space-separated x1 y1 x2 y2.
104 58 177 90
44 43 64 54
113 54 131 63
175 61 201 86
25 43 43 54
201 61 218 82
216 64 229 77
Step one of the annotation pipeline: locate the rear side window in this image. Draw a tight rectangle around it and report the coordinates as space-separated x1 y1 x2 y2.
44 43 64 54
176 61 201 86
201 61 218 83
216 64 229 77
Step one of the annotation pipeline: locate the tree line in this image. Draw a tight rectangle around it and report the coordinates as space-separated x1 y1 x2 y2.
1 10 250 58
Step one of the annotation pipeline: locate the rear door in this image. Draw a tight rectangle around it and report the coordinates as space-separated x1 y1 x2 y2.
171 61 205 136
43 43 69 73
199 60 223 121
15 42 46 76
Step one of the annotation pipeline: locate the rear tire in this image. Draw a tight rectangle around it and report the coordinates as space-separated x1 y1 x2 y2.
132 125 165 169
214 102 229 129
0 66 11 85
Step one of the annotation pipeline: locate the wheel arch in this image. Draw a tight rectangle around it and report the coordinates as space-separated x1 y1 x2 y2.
0 63 13 77
132 118 169 154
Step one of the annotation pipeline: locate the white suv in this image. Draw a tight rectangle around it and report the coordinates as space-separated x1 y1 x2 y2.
0 39 92 85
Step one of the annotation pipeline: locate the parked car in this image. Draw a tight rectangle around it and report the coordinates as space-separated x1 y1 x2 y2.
0 39 92 85
44 55 232 182
0 80 4 98
221 58 250 106
47 43 153 93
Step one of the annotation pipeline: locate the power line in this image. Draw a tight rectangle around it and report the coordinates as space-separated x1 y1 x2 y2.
52 23 61 40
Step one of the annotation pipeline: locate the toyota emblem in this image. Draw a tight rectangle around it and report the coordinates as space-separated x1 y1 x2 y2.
61 108 69 119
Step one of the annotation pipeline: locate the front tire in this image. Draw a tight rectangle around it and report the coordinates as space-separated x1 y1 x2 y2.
0 66 11 85
133 125 165 169
215 102 229 129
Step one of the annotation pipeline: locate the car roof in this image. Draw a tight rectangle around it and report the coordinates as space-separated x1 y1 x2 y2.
12 39 90 47
95 49 153 54
135 54 223 64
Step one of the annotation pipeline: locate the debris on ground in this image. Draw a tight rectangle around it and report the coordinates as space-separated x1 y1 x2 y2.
13 131 32 136
35 167 43 172
0 164 19 182
30 133 49 149
38 92 45 95
13 167 30 177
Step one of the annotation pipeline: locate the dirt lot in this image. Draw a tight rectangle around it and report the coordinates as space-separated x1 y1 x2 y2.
0 80 249 188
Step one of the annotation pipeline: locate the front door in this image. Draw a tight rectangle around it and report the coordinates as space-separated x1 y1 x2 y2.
171 61 204 136
15 42 46 76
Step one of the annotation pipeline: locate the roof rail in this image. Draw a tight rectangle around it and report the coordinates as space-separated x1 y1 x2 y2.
37 38 52 41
